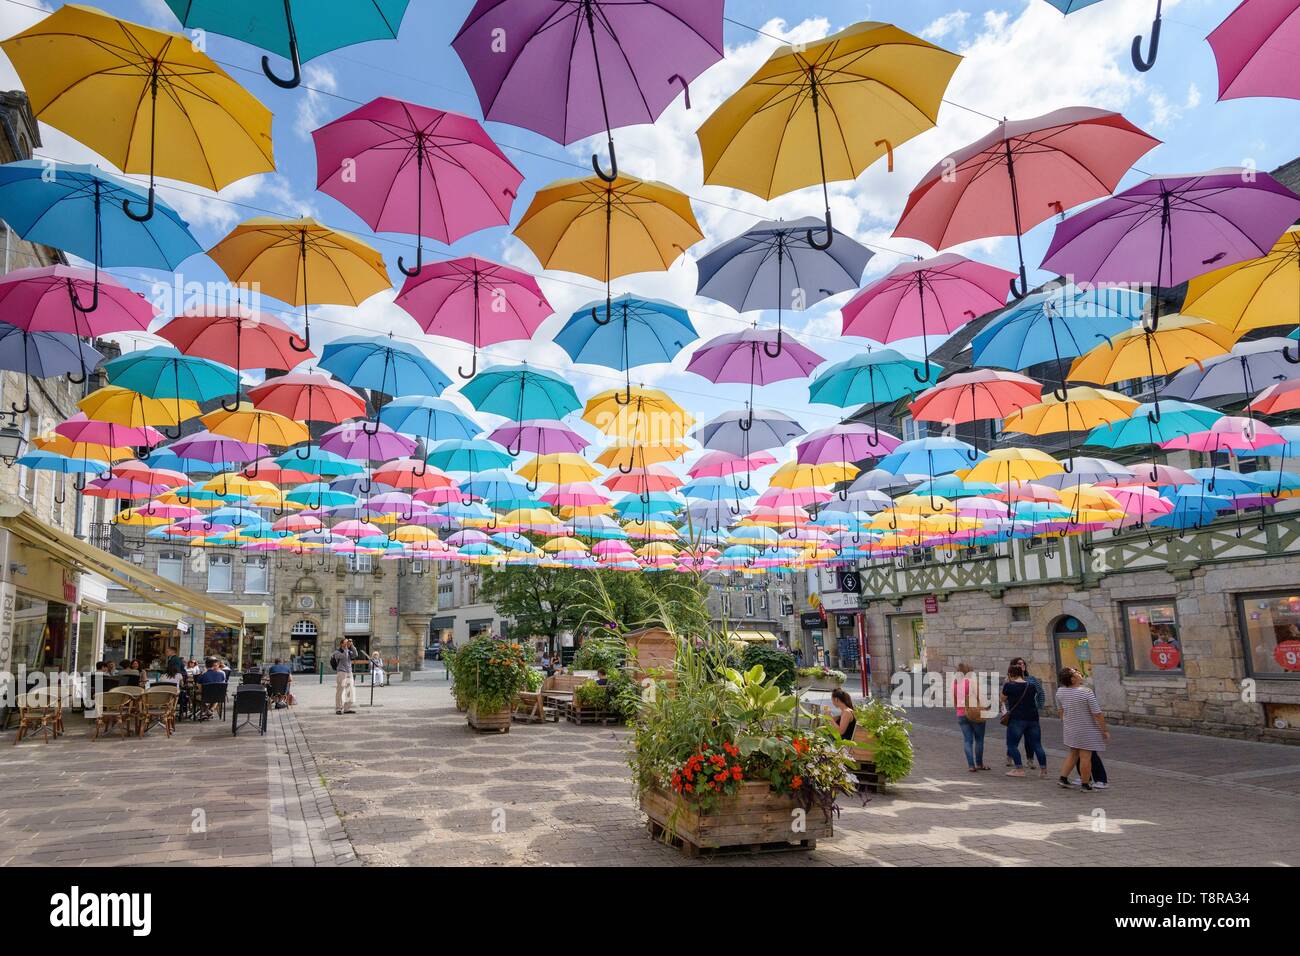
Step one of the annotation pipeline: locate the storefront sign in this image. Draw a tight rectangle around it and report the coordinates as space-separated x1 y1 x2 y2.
0 582 14 676
1150 643 1181 671
800 611 824 629
821 591 860 612
836 570 862 594
924 595 939 615
835 613 857 628
1275 640 1300 672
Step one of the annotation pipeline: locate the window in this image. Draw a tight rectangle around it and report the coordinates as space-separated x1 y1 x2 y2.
156 550 184 585
899 414 925 443
344 598 371 627
744 594 754 618
207 554 232 592
1122 600 1182 674
1237 591 1300 679
1010 605 1030 623
245 556 269 593
760 592 768 612
410 558 426 574
346 552 373 574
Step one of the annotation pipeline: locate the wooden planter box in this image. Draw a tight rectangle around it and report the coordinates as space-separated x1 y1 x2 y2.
640 781 832 857
847 730 888 793
796 676 845 692
565 700 619 726
466 702 511 733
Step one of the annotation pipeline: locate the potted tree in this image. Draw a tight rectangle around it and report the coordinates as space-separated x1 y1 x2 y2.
448 636 530 733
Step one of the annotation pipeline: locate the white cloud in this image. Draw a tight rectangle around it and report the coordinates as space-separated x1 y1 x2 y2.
922 11 970 41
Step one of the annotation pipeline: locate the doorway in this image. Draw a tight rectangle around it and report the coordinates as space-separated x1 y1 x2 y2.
1052 615 1092 680
289 619 318 673
889 615 926 676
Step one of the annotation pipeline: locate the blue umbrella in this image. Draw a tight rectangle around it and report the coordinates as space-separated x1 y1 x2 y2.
877 436 986 479
1084 401 1221 449
459 469 530 504
459 364 581 430
104 346 239 403
0 325 102 415
377 395 479 443
1150 490 1231 531
0 160 200 311
320 335 450 401
970 283 1144 395
696 216 872 358
554 294 697 403
16 449 108 500
426 438 513 473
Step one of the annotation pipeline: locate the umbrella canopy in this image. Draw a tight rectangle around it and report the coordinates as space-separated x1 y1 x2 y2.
1083 401 1222 449
208 217 389 353
1249 378 1300 416
0 327 101 414
1163 337 1300 403
795 423 902 464
395 256 552 378
698 21 960 243
893 107 1159 296
1207 0 1300 102
555 295 697 401
319 423 417 462
199 404 309 448
686 328 823 429
517 453 601 488
877 436 985 479
1182 227 1300 353
2 5 274 221
1161 416 1283 454
246 370 367 424
313 97 521 275
1043 170 1300 330
910 370 1042 425
79 386 200 432
583 386 691 443
426 438 514 473
103 346 239 406
688 450 777 479
378 396 480 444
319 334 450 398
459 365 581 424
487 421 587 457
691 408 806 457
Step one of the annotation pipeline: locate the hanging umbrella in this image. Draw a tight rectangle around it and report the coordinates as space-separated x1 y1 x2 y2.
395 256 551 378
1160 416 1283 455
910 369 1042 427
877 436 985 479
426 438 514 473
686 328 823 429
247 369 367 462
513 174 702 319
488 421 588 459
0 327 101 415
582 386 692 448
842 254 1015 375
378 396 479 445
1002 387 1139 472
319 334 451 408
1163 338 1300 404
200 405 310 474
313 97 520 275
459 365 581 440
517 453 601 491
692 408 805 490
894 107 1159 298
78 386 200 439
555 295 697 402
157 307 313 411
0 160 200 313
970 283 1148 397
807 349 937 442
1249 379 1300 416
272 447 364 477
1083 401 1222 455
688 450 777 479
319 422 416 462
2 5 274 222
208 217 389 353
169 430 269 466
103 347 240 437
699 22 960 246
795 423 901 466
696 218 872 357
1043 170 1300 331
1068 315 1240 419
0 265 158 383
453 0 724 178
1207 0 1300 101
1040 1 1165 73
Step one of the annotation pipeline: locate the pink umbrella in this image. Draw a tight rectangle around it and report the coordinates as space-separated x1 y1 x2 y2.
840 254 1013 377
756 488 830 508
910 369 1042 425
541 483 609 508
592 539 635 556
892 108 1159 298
488 418 586 456
333 519 385 539
603 465 682 493
1208 0 1300 102
686 328 823 429
1110 462 1197 487
396 257 552 378
688 450 777 479
313 98 522 276
795 423 901 464
56 414 165 449
1159 416 1283 453
413 486 469 505
447 530 489 547
272 514 321 534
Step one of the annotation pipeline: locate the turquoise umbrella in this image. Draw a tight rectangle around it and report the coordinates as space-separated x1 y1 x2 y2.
163 0 411 89
426 438 513 473
286 482 357 509
809 349 938 445
1084 401 1221 449
274 448 364 477
104 346 239 436
459 364 581 441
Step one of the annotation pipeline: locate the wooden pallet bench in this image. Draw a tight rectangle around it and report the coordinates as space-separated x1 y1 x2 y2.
562 702 620 725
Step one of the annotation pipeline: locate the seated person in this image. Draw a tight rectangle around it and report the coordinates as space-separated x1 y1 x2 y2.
268 658 293 676
595 668 608 686
195 658 227 719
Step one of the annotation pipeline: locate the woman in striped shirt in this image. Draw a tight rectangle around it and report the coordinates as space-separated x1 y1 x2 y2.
1054 667 1109 791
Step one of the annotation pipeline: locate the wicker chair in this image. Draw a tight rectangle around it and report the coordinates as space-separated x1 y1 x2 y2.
12 688 58 745
93 686 144 740
138 685 180 737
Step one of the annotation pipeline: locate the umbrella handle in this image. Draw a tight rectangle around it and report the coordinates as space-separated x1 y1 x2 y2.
526 476 539 494
457 350 479 380
289 328 312 353
1009 266 1029 301
134 446 152 461
73 473 87 493
361 419 380 436
397 246 423 278
70 280 99 314
727 500 741 517
912 359 934 384
506 433 523 458
122 187 155 223
737 474 751 492
738 408 754 432
9 392 29 416
293 444 312 460
591 296 613 326
1284 343 1300 365
1131 5 1162 73
592 137 618 183
220 393 243 413
617 460 633 475
805 209 834 250
762 329 784 360
1052 385 1070 402
262 1 303 90
1062 458 1075 475
1148 401 1162 425
413 459 427 478
964 447 980 463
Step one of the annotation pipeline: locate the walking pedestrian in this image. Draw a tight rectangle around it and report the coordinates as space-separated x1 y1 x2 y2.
332 639 360 715
1007 656 1043 766
953 663 989 772
1001 663 1048 777
1055 667 1109 790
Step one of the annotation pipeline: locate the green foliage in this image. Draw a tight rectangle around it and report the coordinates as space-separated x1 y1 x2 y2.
574 679 608 710
572 636 624 673
606 669 640 722
797 666 846 682
740 644 797 693
857 698 914 783
522 666 545 693
447 636 530 712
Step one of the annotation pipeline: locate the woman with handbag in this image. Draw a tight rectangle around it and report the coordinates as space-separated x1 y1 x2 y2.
1000 663 1047 777
954 663 990 772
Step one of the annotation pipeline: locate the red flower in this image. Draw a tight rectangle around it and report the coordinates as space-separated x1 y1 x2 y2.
792 775 803 788
731 765 742 780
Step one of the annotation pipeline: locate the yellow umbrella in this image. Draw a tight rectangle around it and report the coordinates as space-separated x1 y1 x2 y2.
1182 227 1300 339
559 504 615 518
769 461 859 489
200 403 309 447
513 175 702 316
1068 314 1239 386
1002 387 1139 436
1059 485 1123 511
33 434 132 463
208 217 389 353
516 453 600 486
1 5 274 220
960 448 1064 485
636 541 678 558
583 386 693 439
500 508 558 527
698 21 960 242
78 386 201 428
542 536 588 553
595 441 691 469
201 474 279 499
391 526 438 545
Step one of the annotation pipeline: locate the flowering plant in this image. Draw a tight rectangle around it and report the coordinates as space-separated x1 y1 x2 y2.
669 740 745 812
797 666 846 682
753 727 859 819
448 636 531 712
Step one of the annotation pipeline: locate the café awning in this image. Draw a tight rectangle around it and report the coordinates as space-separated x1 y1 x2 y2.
728 629 779 642
0 501 244 627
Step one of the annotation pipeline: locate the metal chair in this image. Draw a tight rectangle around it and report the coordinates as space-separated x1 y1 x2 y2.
267 672 291 707
231 685 268 736
198 681 229 721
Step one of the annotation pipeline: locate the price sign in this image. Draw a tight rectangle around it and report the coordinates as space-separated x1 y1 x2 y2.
1150 644 1181 670
1275 640 1300 672
924 595 938 615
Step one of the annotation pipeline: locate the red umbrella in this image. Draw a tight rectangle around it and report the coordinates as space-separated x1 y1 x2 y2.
395 255 552 378
892 108 1159 298
247 370 366 423
372 458 457 490
910 369 1043 426
602 465 682 493
157 306 314 410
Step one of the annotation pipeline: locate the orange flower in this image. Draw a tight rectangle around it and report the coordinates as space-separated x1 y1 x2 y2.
731 765 742 780
792 775 803 788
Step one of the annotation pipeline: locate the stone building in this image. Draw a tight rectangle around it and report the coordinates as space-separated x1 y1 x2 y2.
429 561 506 647
703 570 798 647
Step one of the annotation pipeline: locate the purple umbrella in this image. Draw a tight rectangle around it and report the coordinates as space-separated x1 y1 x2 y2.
686 328 823 429
319 422 418 461
168 430 268 464
795 423 902 466
487 419 589 455
0 326 102 415
452 0 724 180
1041 169 1300 331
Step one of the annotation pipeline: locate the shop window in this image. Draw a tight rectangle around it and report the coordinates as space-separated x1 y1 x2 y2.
1123 600 1183 674
208 554 233 592
1052 615 1092 680
1237 591 1300 679
157 550 184 585
745 594 754 618
245 556 269 593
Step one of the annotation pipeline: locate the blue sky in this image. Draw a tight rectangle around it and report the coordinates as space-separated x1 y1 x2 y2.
2 0 1295 466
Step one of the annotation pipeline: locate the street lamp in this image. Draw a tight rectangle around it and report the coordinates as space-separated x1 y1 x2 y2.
0 413 27 466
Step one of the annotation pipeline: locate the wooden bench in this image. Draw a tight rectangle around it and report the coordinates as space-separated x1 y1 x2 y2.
846 727 887 793
512 690 557 723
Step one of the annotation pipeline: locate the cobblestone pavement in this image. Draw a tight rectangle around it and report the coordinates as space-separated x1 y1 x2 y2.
2 672 1298 867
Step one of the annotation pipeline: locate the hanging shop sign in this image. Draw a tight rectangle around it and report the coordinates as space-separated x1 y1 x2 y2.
923 595 938 615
